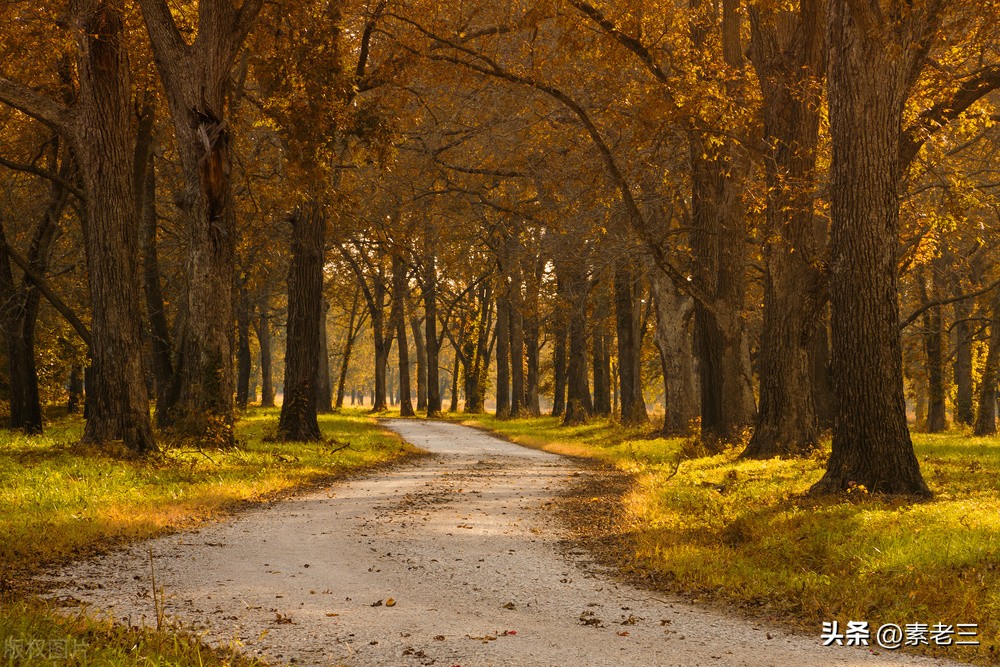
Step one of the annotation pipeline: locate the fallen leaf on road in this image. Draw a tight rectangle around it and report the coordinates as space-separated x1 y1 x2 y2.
386 598 396 607
371 600 383 607
325 613 339 617
617 631 629 637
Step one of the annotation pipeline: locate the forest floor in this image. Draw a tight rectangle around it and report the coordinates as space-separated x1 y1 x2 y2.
40 419 969 666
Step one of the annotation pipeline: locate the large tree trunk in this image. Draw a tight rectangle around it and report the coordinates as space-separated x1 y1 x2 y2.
974 288 1000 436
810 0 932 495
278 202 325 441
316 298 333 413
651 270 699 436
256 294 275 407
392 254 414 417
614 260 647 425
137 0 264 445
742 0 825 458
689 141 756 442
75 1 155 454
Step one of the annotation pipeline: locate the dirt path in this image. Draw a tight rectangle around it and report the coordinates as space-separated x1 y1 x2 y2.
48 420 965 666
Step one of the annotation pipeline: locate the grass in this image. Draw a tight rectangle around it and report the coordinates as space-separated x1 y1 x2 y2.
0 407 416 666
449 412 1000 665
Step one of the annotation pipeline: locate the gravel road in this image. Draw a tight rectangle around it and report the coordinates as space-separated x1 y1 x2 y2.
47 420 968 666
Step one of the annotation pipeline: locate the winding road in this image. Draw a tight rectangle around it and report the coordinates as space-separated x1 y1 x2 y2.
48 420 966 666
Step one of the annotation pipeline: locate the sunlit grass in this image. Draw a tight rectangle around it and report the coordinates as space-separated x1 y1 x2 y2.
454 412 999 665
0 407 416 666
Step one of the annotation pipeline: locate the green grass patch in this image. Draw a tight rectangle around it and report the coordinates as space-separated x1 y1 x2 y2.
0 407 415 666
453 412 999 665
0 597 263 666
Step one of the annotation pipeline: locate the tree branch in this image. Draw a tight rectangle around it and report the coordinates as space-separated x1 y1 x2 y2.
0 234 92 348
0 76 71 133
899 277 1000 330
900 65 1000 168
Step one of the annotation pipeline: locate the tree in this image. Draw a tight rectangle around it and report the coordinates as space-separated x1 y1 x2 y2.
137 0 265 443
278 202 325 441
0 0 155 454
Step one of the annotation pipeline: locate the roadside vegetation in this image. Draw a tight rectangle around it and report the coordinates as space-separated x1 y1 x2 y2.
451 412 999 665
0 407 415 666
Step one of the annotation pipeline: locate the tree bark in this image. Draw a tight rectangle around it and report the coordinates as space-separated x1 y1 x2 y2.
424 232 442 416
75 0 155 453
562 265 592 425
651 270 699 435
614 260 647 424
742 0 825 458
235 287 252 410
256 293 275 407
552 276 568 418
278 202 325 441
974 287 1000 436
523 255 543 416
137 0 264 445
316 298 333 413
495 286 511 417
810 0 935 495
68 365 84 415
952 291 974 425
138 150 175 425
592 280 612 417
410 315 427 411
919 268 946 432
336 289 363 409
392 254 414 417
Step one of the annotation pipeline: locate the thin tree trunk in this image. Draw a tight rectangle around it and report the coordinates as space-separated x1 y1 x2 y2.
410 315 427 411
552 277 568 418
424 233 442 416
256 294 275 407
592 281 612 417
974 288 1000 436
235 288 252 410
316 298 333 413
278 202 325 441
614 260 647 424
495 288 511 417
392 254 414 417
953 292 974 425
449 347 460 412
138 150 175 425
68 365 84 414
563 266 592 425
336 289 362 409
510 285 526 416
919 269 946 432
